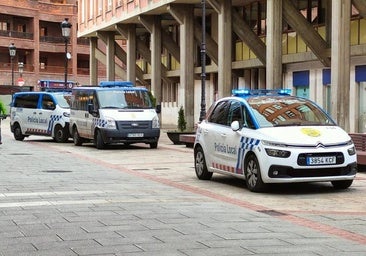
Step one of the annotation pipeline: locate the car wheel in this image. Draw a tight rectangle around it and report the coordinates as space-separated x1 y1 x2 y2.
331 180 353 189
150 141 158 149
73 127 83 146
244 154 266 192
13 123 25 141
53 125 69 143
95 129 105 149
194 146 213 180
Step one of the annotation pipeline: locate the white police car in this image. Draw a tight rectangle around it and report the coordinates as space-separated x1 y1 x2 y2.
194 89 357 192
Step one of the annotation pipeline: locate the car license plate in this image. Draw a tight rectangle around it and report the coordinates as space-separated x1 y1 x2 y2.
306 156 336 165
127 133 144 138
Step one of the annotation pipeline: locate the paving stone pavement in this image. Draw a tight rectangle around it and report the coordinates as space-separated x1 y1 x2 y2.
1 119 366 255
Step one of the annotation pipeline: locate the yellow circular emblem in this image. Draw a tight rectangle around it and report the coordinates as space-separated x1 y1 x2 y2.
301 128 321 137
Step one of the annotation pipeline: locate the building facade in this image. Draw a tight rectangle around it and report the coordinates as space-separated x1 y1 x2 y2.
78 0 366 132
0 0 93 94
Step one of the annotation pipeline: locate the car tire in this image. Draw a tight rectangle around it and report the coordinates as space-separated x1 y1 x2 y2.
194 146 213 180
73 127 83 146
53 125 69 143
244 154 266 192
13 123 25 141
95 129 105 149
331 180 353 190
150 141 158 149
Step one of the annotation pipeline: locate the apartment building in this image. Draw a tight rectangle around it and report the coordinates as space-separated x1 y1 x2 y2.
79 1 366 132
0 0 93 95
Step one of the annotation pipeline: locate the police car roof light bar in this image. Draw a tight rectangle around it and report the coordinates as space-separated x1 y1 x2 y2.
232 88 292 97
99 81 134 88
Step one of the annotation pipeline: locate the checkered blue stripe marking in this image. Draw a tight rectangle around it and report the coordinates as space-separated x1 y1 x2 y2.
235 136 260 174
92 118 108 129
47 115 63 134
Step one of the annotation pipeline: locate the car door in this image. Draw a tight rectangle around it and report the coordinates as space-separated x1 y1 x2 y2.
225 101 256 175
16 93 40 135
203 100 231 172
38 94 56 136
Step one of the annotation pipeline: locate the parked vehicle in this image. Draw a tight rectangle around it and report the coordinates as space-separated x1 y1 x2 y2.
69 81 161 149
194 89 357 192
10 91 71 142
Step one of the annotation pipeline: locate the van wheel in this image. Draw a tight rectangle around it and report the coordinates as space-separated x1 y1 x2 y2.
53 125 69 143
95 130 105 149
244 154 266 192
73 127 83 146
13 124 25 141
150 141 158 149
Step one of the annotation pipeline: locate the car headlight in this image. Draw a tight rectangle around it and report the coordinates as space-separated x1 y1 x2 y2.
348 146 356 156
262 140 290 158
152 116 160 128
265 148 291 158
105 117 116 129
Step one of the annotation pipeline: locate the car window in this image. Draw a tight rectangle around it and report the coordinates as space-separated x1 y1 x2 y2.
243 106 255 129
41 94 56 110
208 100 230 126
247 96 335 127
13 94 39 109
228 101 243 126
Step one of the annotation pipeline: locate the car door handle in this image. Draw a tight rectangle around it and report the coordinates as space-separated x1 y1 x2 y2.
220 133 227 137
38 112 42 115
85 113 89 118
202 129 208 134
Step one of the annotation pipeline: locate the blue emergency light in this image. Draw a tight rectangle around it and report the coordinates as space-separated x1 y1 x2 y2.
99 81 134 88
232 88 292 97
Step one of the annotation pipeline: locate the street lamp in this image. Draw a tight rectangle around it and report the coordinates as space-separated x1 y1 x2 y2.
199 0 206 121
8 43 16 86
61 18 72 88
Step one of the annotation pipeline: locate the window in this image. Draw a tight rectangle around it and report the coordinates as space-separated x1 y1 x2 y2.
40 27 47 36
228 101 243 126
14 94 39 109
208 101 230 126
41 95 56 110
0 21 7 31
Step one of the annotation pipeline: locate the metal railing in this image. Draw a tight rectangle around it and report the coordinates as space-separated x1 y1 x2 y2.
0 30 33 39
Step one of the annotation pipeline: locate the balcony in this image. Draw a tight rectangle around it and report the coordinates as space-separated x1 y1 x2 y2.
0 30 33 40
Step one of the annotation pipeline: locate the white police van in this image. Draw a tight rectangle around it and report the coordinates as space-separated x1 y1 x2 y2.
194 89 357 192
69 81 160 149
10 91 71 142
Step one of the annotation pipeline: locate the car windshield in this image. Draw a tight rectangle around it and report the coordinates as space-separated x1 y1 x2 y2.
247 96 335 128
54 94 71 108
97 89 152 109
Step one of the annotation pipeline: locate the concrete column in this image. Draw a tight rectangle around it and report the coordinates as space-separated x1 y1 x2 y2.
266 0 283 89
331 0 350 131
89 37 98 85
151 16 162 105
258 68 266 89
106 32 115 81
127 24 136 84
180 6 195 128
217 0 232 98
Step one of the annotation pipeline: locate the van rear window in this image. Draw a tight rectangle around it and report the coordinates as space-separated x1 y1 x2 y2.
14 94 39 109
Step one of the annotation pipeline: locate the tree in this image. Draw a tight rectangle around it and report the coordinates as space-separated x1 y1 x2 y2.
177 106 187 132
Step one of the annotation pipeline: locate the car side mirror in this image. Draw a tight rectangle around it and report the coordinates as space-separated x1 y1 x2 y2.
155 104 161 114
231 120 240 131
87 104 98 117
